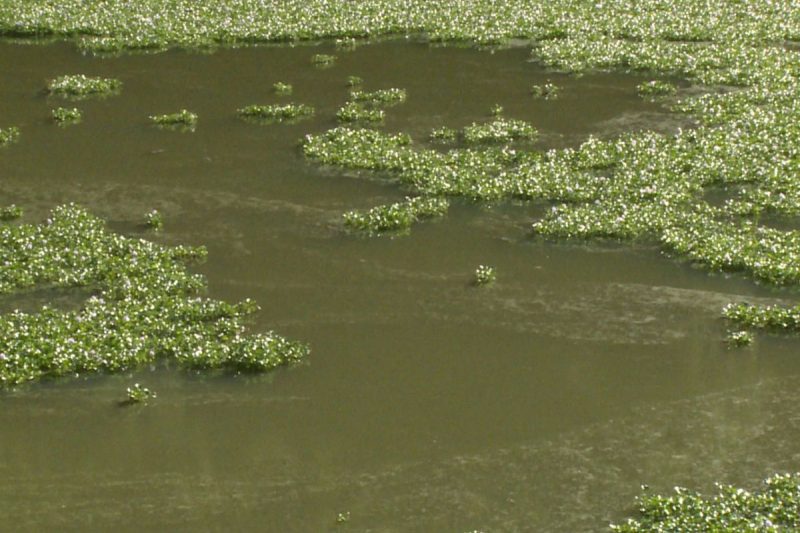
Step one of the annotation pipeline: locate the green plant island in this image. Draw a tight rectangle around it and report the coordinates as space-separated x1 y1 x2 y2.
2 1 800 527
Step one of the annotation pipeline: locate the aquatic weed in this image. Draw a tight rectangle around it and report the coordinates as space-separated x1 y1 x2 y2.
346 75 363 87
311 54 336 67
637 80 677 97
473 265 496 285
462 118 537 144
237 103 314 122
429 127 458 143
349 88 406 106
273 81 292 95
343 196 449 235
47 74 121 98
52 107 82 124
125 383 156 404
0 205 310 386
612 473 800 531
530 82 559 99
144 209 163 230
726 330 754 347
0 205 22 221
336 102 384 124
150 109 198 128
0 126 20 146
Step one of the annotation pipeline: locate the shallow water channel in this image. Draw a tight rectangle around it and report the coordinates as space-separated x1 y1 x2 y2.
2 40 800 532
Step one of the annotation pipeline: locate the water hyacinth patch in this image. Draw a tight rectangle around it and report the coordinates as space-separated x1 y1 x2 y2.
612 473 800 531
0 205 22 221
473 265 496 285
530 82 559 99
144 209 163 230
429 126 457 143
349 88 406 106
0 205 309 386
273 81 292 95
237 103 314 122
726 330 754 347
490 104 504 116
346 75 363 87
723 302 800 333
343 196 449 235
462 118 538 144
0 126 20 146
150 109 198 128
311 54 336 67
47 74 121 98
52 107 82 124
336 102 384 124
125 383 156 404
637 80 677 97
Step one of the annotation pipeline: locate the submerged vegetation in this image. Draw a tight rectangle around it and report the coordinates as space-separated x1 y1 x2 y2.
0 126 20 146
612 474 800 531
237 103 314 122
343 196 449 235
52 107 82 124
0 205 309 386
149 109 198 128
47 74 121 98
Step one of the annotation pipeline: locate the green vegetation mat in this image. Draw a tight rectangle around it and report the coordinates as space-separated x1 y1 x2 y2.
0 205 309 386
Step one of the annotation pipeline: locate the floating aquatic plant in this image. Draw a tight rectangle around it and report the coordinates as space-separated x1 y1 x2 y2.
272 81 292 95
150 109 198 128
726 330 754 347
490 104 504 116
637 80 677 97
530 82 559 99
311 53 336 66
47 74 121 98
462 118 537 144
336 102 384 124
429 126 458 143
343 196 449 235
473 265 496 285
125 383 156 404
335 512 351 524
349 88 406 106
237 103 314 122
612 473 800 531
723 302 800 333
0 126 20 146
346 75 363 87
0 205 309 386
0 205 22 221
52 107 82 124
144 209 163 230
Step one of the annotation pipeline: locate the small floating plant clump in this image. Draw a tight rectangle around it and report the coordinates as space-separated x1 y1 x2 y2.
47 74 121 98
429 126 458 143
612 473 800 531
311 54 336 67
125 383 156 404
0 205 310 386
462 118 538 144
0 126 20 146
346 76 363 87
343 196 449 235
723 302 800 333
237 103 314 122
336 102 384 124
637 80 677 97
0 205 22 221
473 265 496 286
726 330 754 347
530 82 559 99
150 109 198 128
52 107 82 124
144 209 163 230
272 82 292 95
349 88 406 106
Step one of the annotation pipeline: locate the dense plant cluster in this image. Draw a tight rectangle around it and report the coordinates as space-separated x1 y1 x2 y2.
46 74 121 98
636 80 677 98
52 107 82 124
473 265 496 286
612 473 800 532
237 103 314 122
343 196 449 234
462 118 537 144
149 109 198 128
0 205 309 386
349 88 406 106
0 126 19 146
336 101 384 124
0 204 22 221
272 81 292 95
125 383 156 403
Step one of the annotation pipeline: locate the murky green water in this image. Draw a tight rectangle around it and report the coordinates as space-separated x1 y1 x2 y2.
1 40 799 532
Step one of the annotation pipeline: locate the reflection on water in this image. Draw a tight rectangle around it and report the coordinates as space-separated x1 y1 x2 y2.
0 39 797 531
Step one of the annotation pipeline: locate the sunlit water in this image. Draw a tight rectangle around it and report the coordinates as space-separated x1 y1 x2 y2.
0 40 798 532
